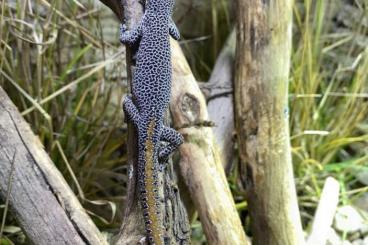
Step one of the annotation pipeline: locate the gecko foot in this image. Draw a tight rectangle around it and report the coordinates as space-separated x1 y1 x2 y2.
119 18 143 45
158 127 183 162
122 95 140 127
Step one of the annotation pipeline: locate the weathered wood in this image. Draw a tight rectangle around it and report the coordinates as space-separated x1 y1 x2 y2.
307 177 340 245
110 1 190 244
205 30 236 173
0 86 107 245
170 40 249 245
234 1 305 245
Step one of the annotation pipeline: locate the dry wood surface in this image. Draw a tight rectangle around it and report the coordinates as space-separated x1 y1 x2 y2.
234 0 305 244
0 87 107 245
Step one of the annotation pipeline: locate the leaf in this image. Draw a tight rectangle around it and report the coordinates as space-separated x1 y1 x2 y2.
0 237 14 245
1 226 21 234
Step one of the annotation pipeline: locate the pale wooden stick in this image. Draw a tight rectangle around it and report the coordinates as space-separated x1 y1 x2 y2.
307 177 340 245
206 30 236 173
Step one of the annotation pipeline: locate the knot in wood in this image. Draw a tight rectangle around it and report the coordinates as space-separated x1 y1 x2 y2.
180 93 200 123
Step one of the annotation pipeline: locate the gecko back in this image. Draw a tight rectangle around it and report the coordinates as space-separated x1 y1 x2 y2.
120 0 183 244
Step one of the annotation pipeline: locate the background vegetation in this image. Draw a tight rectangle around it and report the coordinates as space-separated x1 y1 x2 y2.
0 0 367 244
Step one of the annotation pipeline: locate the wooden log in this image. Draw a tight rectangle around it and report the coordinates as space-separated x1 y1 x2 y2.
170 40 249 245
205 30 236 173
234 0 306 245
110 1 190 244
0 86 107 245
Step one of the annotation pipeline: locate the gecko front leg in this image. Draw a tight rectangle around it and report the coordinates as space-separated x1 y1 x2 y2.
159 126 183 162
122 95 141 129
169 19 180 41
119 19 144 45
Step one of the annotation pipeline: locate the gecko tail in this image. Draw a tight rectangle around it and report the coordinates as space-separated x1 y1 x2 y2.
140 119 164 245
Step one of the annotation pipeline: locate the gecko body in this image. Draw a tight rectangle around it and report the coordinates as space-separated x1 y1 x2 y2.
120 0 182 244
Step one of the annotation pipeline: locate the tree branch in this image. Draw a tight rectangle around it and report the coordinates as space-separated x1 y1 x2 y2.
0 86 107 245
99 0 124 21
234 0 305 244
170 40 250 245
205 30 236 173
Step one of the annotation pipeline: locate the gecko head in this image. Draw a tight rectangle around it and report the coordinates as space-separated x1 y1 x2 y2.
146 0 175 15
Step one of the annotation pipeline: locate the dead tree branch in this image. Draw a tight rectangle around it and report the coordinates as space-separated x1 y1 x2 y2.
205 30 236 173
0 86 107 245
234 0 305 244
170 40 249 245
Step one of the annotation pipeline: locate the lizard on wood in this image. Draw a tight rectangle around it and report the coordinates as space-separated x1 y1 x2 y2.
119 0 182 244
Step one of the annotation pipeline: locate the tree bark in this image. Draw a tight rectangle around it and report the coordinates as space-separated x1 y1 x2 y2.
170 40 249 245
234 1 305 245
110 1 190 244
0 87 107 245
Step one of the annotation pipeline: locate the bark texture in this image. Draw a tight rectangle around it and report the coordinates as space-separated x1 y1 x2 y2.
170 40 249 245
234 0 305 245
0 87 107 245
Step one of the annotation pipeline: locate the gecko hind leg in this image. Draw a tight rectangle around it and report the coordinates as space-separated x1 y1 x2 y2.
169 19 180 40
122 95 140 128
158 126 183 162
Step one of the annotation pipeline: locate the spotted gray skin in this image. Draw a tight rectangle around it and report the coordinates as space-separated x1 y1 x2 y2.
120 0 182 244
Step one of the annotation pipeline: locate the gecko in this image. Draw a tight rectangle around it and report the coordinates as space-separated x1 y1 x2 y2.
119 0 182 244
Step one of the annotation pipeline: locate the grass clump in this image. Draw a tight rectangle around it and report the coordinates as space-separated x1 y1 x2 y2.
0 0 128 240
290 0 368 226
